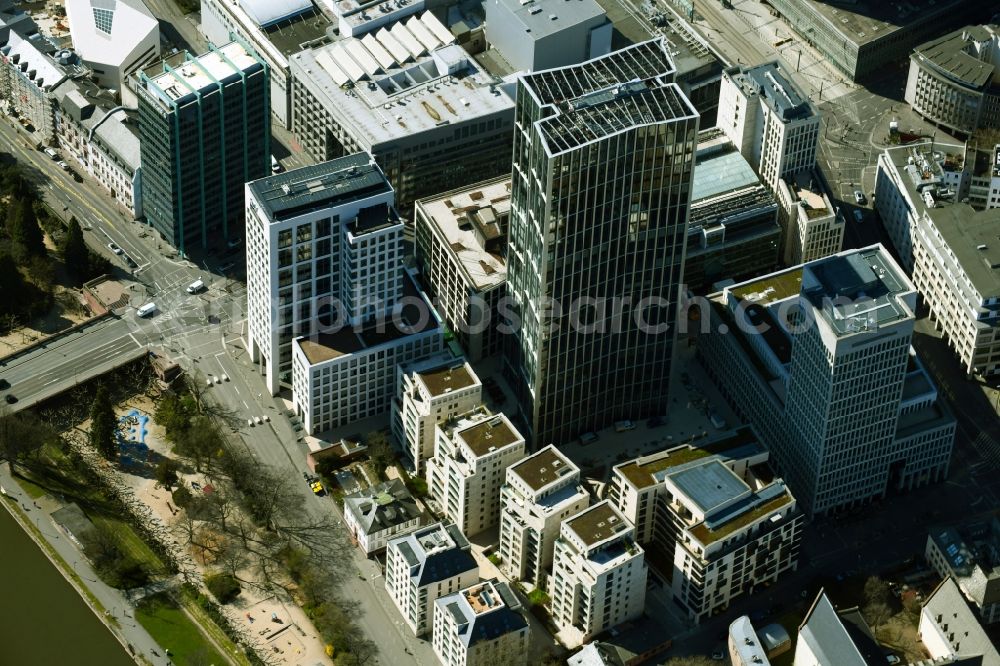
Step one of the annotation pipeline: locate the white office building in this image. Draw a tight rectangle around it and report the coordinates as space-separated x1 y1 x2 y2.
385 522 479 636
925 514 1000 625
427 410 526 537
548 501 647 644
414 176 510 361
775 170 844 264
64 0 159 107
717 61 820 194
245 154 397 394
433 579 529 666
391 356 483 474
700 246 956 517
498 445 590 587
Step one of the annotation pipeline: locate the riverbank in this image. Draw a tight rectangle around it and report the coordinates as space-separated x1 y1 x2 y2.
0 462 165 665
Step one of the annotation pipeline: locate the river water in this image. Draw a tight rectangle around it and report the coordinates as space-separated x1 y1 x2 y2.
0 502 134 666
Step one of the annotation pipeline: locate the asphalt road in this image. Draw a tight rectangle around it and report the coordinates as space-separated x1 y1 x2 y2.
0 316 141 409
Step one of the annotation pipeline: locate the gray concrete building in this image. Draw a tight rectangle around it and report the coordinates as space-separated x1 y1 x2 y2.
925 513 1000 625
906 24 1000 137
764 0 982 82
483 0 611 73
699 246 956 517
502 39 699 446
288 16 515 212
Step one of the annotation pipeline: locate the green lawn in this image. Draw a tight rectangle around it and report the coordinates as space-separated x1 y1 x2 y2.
135 593 228 666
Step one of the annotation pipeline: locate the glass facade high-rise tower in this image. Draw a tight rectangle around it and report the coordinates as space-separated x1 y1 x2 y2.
502 40 700 446
137 40 269 256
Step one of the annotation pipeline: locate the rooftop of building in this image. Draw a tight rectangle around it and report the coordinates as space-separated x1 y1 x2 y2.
262 6 331 57
140 41 262 107
727 61 813 122
414 175 509 291
438 579 526 647
929 512 1000 585
343 478 421 535
798 592 883 666
509 444 578 493
239 0 313 29
454 412 522 457
688 482 793 546
0 25 67 92
615 426 763 490
792 0 976 49
568 617 674 666
782 170 835 220
54 78 140 167
669 459 750 515
290 18 513 146
391 522 476 586
493 0 606 41
729 616 771 666
249 153 393 221
912 24 1000 89
692 135 760 202
923 577 1000 665
416 359 478 398
535 76 698 155
295 272 438 365
924 204 1000 297
803 246 913 335
565 501 631 548
64 0 158 70
728 266 804 306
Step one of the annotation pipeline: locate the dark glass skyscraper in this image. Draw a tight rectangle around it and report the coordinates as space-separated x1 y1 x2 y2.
503 39 700 446
137 40 269 256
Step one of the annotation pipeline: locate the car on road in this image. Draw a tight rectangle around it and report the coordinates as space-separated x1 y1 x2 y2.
124 255 138 269
310 480 325 496
271 155 282 173
57 160 69 171
107 242 123 255
886 656 900 665
0 378 8 390
186 279 206 294
854 190 866 205
43 147 58 159
5 394 17 404
711 650 725 661
854 210 864 223
254 416 262 425
247 418 254 427
136 302 157 318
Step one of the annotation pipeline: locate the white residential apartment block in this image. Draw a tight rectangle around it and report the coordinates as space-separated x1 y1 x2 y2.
433 579 529 666
700 246 956 517
385 522 479 636
499 445 590 587
608 427 769 546
549 501 647 644
920 578 1000 664
414 176 510 361
427 410 526 537
608 427 802 624
775 170 844 264
717 61 820 193
245 154 396 394
925 513 1000 625
391 356 483 473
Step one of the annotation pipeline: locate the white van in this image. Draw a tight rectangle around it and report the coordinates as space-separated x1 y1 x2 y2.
136 302 157 317
44 147 58 159
186 279 205 294
271 155 282 173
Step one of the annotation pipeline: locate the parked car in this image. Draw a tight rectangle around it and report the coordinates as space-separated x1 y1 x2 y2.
107 242 123 255
310 480 325 496
186 279 206 294
854 190 866 205
43 147 58 159
271 155 282 173
57 160 69 171
0 378 9 390
124 255 138 268
854 209 864 223
5 394 17 404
